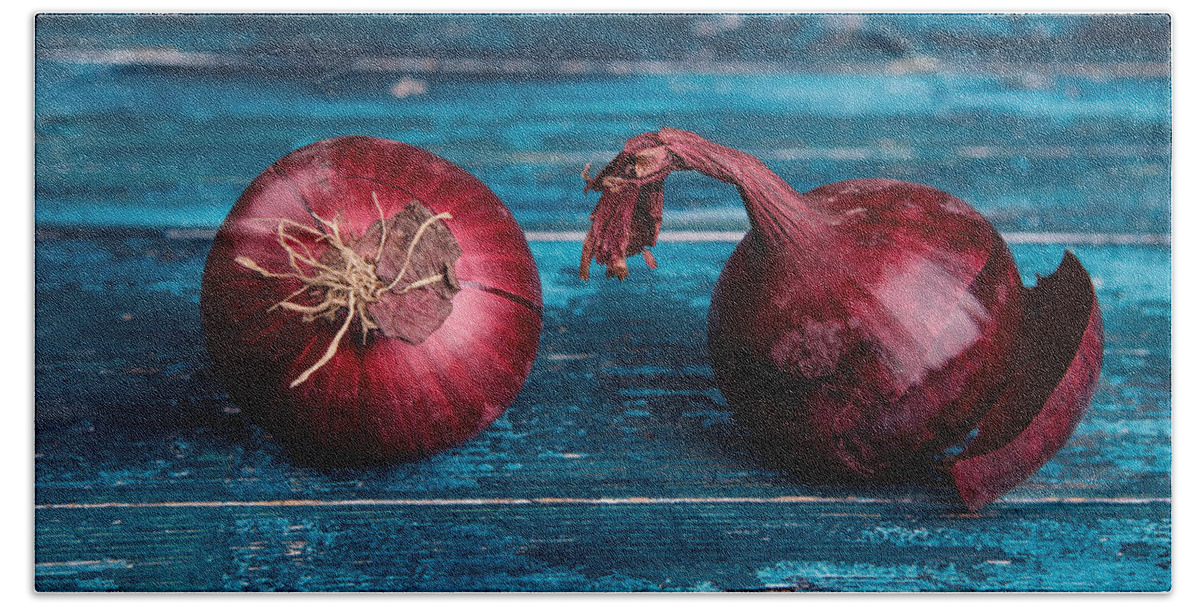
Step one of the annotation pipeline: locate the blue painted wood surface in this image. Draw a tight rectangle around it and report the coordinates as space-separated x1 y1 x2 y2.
33 14 1171 592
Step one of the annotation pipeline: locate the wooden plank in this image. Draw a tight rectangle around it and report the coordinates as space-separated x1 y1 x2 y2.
32 105 1171 233
32 12 1172 595
35 500 1169 592
35 237 1169 506
33 232 1169 592
34 15 1170 235
32 219 1170 592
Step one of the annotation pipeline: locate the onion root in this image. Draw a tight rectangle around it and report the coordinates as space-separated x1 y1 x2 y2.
236 192 455 387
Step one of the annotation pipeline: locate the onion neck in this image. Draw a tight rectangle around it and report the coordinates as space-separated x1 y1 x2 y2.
656 128 833 250
580 128 833 279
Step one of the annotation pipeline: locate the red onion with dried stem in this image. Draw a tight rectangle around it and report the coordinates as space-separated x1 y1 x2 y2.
580 128 1102 510
202 136 542 467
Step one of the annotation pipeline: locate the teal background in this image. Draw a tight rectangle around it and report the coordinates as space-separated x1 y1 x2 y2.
34 14 1170 591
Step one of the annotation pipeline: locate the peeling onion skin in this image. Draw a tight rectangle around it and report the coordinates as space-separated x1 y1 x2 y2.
580 128 1103 509
202 136 542 467
948 252 1103 510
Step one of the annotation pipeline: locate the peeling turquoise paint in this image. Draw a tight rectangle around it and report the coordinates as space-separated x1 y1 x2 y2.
34 12 1170 593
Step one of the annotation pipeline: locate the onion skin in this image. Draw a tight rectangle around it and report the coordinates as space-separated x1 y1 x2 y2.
202 136 542 467
580 128 1103 509
949 252 1103 510
708 179 1024 481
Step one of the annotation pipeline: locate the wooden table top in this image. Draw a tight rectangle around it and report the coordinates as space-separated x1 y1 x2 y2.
33 13 1171 592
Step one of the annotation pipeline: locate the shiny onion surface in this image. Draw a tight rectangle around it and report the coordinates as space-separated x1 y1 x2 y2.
580 128 1102 510
202 136 542 466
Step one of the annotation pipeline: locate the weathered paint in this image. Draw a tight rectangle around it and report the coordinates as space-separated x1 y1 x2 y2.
33 13 1170 592
35 235 1170 591
35 501 1169 592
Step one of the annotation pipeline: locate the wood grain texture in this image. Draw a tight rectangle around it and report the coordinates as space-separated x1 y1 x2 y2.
34 234 1170 591
35 501 1169 592
34 15 1171 235
32 13 1171 592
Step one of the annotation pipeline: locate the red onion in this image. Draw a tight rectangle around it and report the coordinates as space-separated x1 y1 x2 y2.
580 128 1102 510
201 136 542 466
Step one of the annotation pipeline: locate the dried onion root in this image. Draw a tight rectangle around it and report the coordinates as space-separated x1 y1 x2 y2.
236 192 453 387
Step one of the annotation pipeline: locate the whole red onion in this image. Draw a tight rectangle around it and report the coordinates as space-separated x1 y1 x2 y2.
580 128 1102 510
202 136 542 467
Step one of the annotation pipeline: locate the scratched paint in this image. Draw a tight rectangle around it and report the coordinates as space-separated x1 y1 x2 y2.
35 15 1170 235
35 502 1169 591
34 232 1171 591
35 238 1170 503
33 247 1172 591
34 12 1170 592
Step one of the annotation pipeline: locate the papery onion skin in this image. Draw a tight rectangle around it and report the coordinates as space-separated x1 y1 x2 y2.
707 178 1024 481
580 128 1103 508
949 252 1103 510
201 136 542 467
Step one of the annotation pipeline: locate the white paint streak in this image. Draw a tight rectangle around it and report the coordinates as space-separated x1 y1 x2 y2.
999 232 1170 246
518 231 1171 246
166 229 1169 246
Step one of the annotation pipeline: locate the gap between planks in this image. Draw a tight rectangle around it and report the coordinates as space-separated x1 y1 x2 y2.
158 228 1172 246
35 496 1171 510
523 231 1173 245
